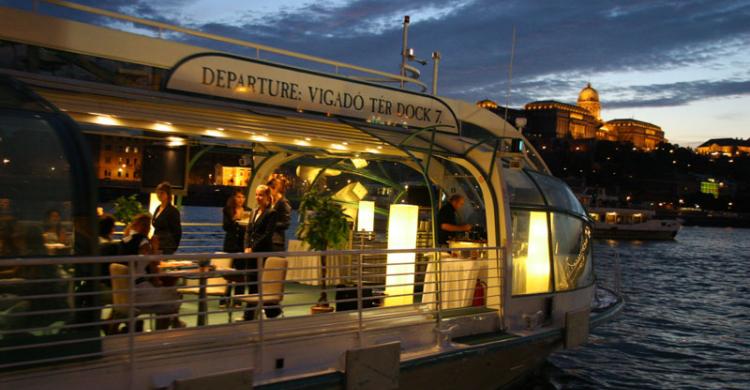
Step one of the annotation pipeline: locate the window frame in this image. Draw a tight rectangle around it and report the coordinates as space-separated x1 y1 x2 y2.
509 168 595 297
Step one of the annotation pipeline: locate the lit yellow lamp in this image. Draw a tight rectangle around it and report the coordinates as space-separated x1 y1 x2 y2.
357 200 375 232
351 158 369 169
525 211 550 294
385 204 419 306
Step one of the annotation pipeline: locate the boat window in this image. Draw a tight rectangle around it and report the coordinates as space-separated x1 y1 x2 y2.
510 209 552 295
550 213 593 291
0 112 81 364
438 159 486 229
0 114 74 258
527 171 586 216
503 168 545 206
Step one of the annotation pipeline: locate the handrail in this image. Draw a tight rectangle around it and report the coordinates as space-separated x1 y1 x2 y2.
0 245 504 380
0 245 504 266
0 247 502 348
37 0 429 92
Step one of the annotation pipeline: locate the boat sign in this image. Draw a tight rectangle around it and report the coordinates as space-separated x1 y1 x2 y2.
164 53 459 133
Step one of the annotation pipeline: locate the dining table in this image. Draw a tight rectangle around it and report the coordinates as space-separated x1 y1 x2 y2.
159 261 236 327
421 256 488 310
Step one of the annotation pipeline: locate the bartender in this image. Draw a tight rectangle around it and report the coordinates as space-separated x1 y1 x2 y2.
437 194 472 246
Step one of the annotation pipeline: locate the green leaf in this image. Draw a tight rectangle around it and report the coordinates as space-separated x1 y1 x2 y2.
296 189 351 251
112 194 148 224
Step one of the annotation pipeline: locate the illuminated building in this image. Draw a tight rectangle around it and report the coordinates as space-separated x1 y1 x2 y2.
95 136 144 182
577 83 601 120
523 100 599 139
480 83 666 150
696 138 750 157
605 119 664 151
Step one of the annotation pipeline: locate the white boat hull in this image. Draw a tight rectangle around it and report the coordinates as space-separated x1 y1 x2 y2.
593 219 680 240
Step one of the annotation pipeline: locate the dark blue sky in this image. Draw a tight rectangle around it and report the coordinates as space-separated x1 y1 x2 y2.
3 0 749 144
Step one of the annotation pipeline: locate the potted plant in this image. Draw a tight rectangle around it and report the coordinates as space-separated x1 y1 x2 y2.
113 194 148 225
296 189 351 313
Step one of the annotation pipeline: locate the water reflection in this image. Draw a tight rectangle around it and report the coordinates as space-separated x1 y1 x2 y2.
538 226 750 389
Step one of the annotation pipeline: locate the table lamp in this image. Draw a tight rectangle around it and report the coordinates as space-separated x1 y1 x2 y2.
385 204 418 306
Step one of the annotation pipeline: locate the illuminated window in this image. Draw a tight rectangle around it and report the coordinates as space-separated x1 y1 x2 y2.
700 181 719 199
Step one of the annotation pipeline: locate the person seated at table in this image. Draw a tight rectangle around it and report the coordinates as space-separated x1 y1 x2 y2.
119 214 183 330
242 184 279 321
96 213 119 289
0 224 69 332
99 213 119 254
437 194 472 246
42 209 68 245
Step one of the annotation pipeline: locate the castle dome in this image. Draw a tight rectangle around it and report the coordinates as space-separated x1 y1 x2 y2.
578 82 599 103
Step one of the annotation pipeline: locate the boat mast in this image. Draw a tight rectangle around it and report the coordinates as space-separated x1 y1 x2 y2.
400 15 410 88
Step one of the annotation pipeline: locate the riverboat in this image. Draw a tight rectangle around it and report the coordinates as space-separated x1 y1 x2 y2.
0 2 623 389
588 208 681 240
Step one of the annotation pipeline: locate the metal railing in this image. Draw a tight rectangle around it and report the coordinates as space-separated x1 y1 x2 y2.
32 0 429 92
0 245 503 374
592 247 623 312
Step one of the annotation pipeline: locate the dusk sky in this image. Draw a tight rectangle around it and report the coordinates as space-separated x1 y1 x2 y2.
4 0 749 146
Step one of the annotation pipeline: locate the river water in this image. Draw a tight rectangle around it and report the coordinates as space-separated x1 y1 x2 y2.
537 226 750 389
180 208 749 389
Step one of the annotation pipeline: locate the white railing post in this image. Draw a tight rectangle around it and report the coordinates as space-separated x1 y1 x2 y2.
257 257 264 375
127 257 137 390
435 248 442 323
357 247 364 346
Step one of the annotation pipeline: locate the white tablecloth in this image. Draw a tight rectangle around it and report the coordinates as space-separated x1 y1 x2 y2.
422 256 488 310
286 240 348 286
286 240 320 286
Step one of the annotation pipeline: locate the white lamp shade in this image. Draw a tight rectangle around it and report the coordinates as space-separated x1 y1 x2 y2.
385 204 419 306
357 201 375 232
525 211 550 294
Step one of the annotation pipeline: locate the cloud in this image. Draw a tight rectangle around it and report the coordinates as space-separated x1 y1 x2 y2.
604 79 750 108
15 0 750 110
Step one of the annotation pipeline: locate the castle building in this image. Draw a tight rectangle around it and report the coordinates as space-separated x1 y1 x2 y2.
480 83 666 150
523 100 599 140
605 119 664 151
696 138 750 157
577 83 601 121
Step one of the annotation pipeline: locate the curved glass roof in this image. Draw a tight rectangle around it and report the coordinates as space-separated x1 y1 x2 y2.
503 167 587 218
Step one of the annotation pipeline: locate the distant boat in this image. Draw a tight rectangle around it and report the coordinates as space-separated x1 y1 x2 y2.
588 208 681 240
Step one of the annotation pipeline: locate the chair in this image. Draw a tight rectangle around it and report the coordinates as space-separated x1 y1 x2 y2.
106 263 151 333
177 257 234 324
233 257 287 320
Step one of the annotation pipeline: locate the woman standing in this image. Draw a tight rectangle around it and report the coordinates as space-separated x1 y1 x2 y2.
241 184 278 320
223 190 248 253
222 190 248 302
267 174 291 252
152 182 182 255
